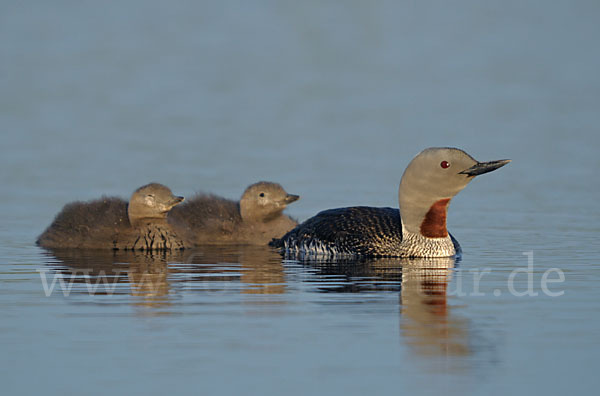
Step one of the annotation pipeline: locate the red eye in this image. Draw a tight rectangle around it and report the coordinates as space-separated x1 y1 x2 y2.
440 161 450 169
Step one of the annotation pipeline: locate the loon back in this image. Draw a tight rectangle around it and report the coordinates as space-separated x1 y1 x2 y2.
270 206 459 258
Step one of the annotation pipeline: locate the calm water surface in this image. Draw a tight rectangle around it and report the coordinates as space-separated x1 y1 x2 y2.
1 1 599 395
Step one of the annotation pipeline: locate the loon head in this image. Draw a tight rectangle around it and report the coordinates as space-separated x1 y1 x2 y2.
240 181 300 223
128 183 185 224
398 147 510 238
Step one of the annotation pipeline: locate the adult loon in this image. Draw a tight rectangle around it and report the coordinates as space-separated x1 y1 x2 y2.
37 183 186 250
270 148 510 258
169 181 299 245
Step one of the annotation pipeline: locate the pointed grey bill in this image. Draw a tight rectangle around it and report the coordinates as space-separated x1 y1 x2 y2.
170 196 185 205
284 194 300 204
459 159 511 176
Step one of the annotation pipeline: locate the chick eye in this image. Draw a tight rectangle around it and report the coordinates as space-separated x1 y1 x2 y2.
440 161 450 169
259 193 265 197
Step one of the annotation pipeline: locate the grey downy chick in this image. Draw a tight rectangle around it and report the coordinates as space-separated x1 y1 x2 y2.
37 183 185 250
170 181 299 245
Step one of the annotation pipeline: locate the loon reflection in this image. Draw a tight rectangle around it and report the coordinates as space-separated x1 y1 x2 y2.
286 255 468 357
399 258 469 357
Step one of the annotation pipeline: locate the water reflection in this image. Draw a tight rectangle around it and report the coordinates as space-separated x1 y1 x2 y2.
40 246 287 305
41 249 176 309
41 248 468 357
181 246 286 295
289 256 469 358
127 255 170 308
400 258 469 357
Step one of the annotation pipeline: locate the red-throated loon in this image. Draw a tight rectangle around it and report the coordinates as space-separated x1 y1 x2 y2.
270 148 510 258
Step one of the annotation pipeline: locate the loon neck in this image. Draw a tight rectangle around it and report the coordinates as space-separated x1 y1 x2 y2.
399 197 451 238
397 195 457 257
419 198 450 238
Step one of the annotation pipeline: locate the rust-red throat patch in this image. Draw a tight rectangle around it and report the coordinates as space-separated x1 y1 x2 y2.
420 198 451 238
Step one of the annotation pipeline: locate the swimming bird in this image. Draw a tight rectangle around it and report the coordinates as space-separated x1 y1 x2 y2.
37 183 186 250
270 147 510 258
169 181 299 245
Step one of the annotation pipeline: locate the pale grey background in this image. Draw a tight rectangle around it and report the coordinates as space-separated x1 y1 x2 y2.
1 1 599 395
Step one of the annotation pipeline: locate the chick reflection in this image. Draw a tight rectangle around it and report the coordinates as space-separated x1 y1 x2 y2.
40 248 180 309
127 254 171 307
240 247 285 294
400 257 469 357
181 246 285 295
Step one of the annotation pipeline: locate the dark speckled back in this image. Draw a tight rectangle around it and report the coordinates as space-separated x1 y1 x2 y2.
271 207 404 256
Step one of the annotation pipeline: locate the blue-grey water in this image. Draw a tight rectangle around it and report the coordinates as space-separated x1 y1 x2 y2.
1 1 599 395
